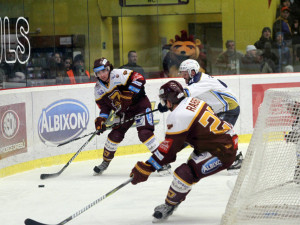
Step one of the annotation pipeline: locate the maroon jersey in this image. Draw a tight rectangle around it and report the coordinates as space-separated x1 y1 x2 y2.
149 97 238 169
94 68 146 118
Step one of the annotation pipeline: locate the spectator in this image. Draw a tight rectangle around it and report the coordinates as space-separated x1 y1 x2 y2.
272 32 292 72
56 57 73 84
284 64 294 72
262 42 279 68
291 0 300 22
66 54 90 84
257 49 276 73
240 45 261 74
119 50 145 77
276 0 293 25
254 27 273 50
0 50 26 82
49 52 65 80
64 57 72 72
215 40 243 75
273 6 293 46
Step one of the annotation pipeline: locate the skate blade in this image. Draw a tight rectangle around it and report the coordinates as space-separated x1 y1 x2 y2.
227 169 240 176
93 172 103 176
152 217 167 223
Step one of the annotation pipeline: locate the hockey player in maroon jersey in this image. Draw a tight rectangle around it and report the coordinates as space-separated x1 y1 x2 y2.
93 57 170 175
130 80 238 222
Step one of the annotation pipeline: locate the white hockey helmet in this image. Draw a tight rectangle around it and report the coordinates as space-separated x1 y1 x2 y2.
179 59 200 78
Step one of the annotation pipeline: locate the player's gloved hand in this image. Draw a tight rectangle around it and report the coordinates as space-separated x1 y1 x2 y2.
158 103 168 113
120 91 134 113
95 117 107 135
130 161 155 185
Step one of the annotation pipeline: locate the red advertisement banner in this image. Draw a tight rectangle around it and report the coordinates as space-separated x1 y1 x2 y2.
252 82 300 127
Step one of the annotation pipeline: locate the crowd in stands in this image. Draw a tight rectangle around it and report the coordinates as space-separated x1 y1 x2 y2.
1 0 300 89
0 51 93 88
216 0 300 75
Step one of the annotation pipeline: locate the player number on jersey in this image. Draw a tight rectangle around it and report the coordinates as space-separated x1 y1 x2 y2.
199 107 231 134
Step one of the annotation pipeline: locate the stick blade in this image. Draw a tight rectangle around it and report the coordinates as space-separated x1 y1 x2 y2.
24 218 52 225
40 173 60 180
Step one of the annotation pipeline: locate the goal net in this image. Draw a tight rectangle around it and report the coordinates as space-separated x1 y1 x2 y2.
221 88 300 225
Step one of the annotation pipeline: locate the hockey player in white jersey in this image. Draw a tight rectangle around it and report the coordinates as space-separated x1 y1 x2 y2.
178 59 242 171
130 80 238 222
179 59 240 126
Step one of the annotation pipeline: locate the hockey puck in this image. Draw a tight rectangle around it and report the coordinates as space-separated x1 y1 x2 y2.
38 185 45 188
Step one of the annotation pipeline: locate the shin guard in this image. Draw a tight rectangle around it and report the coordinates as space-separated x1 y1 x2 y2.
165 163 194 206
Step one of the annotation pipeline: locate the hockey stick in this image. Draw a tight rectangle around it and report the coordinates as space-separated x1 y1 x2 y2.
57 108 159 147
39 108 121 180
24 177 133 225
40 108 158 180
40 131 98 180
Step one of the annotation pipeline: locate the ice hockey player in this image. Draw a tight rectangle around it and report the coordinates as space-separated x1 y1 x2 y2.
93 57 170 175
178 59 242 172
130 80 238 222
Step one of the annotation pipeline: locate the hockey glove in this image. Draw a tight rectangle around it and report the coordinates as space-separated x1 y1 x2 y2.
158 103 168 113
95 117 107 135
120 91 134 113
130 161 155 185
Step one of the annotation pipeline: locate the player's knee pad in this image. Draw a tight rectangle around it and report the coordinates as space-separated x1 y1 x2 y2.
171 163 194 194
108 129 125 143
138 129 154 142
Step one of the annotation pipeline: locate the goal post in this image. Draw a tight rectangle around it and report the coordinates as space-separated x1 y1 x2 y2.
221 87 300 225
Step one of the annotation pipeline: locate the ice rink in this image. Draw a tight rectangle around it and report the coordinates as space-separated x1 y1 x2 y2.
0 144 248 225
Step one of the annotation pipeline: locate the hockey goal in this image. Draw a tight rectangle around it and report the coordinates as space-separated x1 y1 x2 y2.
221 88 300 225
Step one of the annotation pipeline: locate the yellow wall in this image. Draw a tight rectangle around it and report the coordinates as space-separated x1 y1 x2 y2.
221 0 278 53
1 0 281 70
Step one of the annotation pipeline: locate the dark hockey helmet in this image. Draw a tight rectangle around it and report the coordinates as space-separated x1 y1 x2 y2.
159 80 185 106
93 57 113 74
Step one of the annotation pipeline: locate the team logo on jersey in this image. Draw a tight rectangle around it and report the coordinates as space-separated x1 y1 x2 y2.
158 139 173 153
146 108 154 126
97 89 105 96
38 99 89 145
201 157 222 174
135 115 145 127
123 70 127 75
109 90 122 109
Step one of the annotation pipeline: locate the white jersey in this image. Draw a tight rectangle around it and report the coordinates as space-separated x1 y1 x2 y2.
94 68 146 117
184 73 239 114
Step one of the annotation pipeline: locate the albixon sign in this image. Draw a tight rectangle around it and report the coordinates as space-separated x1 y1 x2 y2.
38 99 89 145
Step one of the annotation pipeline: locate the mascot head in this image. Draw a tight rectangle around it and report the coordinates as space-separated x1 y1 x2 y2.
169 30 201 60
163 30 206 77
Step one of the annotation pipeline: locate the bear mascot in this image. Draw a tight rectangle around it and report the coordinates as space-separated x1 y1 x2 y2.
162 30 207 77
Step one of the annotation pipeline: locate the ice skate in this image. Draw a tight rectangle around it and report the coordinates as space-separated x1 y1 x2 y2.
157 164 172 176
227 152 243 175
93 160 110 175
152 203 178 223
